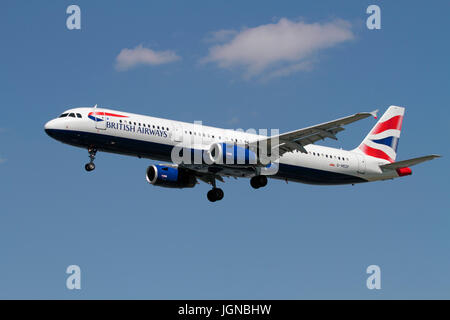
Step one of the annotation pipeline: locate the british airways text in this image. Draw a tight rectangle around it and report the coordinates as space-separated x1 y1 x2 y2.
106 121 168 138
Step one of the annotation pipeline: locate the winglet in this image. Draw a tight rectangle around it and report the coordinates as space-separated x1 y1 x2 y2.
93 104 98 109
370 109 379 119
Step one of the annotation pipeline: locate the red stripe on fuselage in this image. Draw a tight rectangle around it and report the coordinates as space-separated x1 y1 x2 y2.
88 112 129 118
371 115 403 134
104 112 128 118
359 144 394 162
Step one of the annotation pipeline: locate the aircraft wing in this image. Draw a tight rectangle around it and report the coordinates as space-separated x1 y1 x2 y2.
254 109 379 156
379 154 441 170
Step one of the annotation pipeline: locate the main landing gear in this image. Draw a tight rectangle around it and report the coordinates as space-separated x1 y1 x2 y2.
85 148 97 172
207 188 224 202
206 175 268 202
207 178 224 202
250 175 268 189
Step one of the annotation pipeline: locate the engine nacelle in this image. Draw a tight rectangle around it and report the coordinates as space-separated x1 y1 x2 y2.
206 143 258 165
146 165 196 188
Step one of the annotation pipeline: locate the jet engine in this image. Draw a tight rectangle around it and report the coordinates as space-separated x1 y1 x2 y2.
146 164 196 188
206 142 258 165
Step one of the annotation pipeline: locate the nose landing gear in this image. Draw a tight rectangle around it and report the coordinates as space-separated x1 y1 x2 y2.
85 148 97 172
85 162 95 172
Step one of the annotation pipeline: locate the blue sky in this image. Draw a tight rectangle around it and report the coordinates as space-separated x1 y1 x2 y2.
0 0 449 299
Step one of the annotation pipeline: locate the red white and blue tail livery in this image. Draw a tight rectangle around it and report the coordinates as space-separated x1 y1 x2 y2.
357 106 404 163
44 105 440 202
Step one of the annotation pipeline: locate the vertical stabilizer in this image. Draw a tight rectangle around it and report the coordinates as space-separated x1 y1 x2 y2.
355 106 405 162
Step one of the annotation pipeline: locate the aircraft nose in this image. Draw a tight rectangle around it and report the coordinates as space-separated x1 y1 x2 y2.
44 119 57 136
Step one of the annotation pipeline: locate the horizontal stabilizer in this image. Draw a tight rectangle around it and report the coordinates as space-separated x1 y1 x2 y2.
380 154 441 170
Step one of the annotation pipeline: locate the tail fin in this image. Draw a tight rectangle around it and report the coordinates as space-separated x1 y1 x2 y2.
356 105 405 163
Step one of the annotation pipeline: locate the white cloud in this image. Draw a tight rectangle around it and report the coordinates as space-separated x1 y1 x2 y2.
262 60 314 81
204 29 238 43
202 18 354 79
115 44 181 71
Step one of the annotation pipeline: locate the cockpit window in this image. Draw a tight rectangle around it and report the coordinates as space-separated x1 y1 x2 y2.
59 113 68 118
76 113 82 118
69 113 76 117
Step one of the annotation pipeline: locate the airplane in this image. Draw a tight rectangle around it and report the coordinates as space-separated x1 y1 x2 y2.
44 105 440 202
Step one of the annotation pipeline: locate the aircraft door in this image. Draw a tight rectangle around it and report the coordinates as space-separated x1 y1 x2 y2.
356 153 366 174
95 111 107 130
172 125 183 142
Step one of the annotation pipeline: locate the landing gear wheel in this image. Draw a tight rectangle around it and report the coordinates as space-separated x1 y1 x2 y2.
258 175 267 187
207 188 224 202
207 189 216 202
215 188 224 201
85 147 97 172
85 163 95 172
250 175 268 189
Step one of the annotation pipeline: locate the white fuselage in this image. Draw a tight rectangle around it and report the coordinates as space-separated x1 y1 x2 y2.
44 107 400 185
